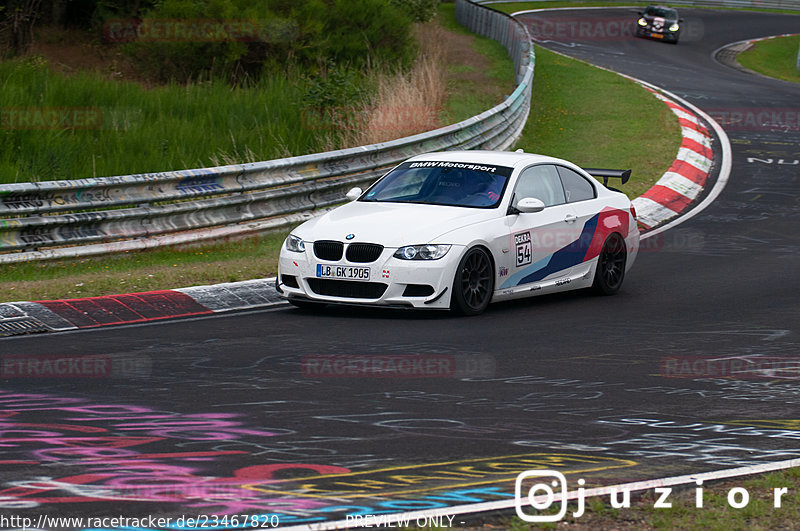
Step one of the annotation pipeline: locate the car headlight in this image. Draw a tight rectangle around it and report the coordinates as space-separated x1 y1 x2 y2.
638 17 648 26
669 23 679 32
394 244 451 260
285 234 306 253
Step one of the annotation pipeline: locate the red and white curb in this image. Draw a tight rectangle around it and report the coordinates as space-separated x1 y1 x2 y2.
632 88 714 230
0 279 283 336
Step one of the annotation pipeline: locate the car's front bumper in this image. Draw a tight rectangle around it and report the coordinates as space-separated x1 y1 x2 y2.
277 244 464 310
635 26 679 42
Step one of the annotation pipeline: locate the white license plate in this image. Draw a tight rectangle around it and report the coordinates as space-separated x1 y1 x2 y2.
316 264 371 281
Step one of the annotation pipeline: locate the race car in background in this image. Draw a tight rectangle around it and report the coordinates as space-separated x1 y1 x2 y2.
636 5 682 44
276 150 639 316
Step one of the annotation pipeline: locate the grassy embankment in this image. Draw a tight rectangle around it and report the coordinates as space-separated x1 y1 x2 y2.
0 58 334 183
1 4 679 303
497 465 800 529
737 33 800 83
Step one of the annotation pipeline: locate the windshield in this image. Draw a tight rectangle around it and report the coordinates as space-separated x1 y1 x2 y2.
644 6 677 18
362 161 513 208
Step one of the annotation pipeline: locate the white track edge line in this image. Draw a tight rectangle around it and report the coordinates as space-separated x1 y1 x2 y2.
283 458 800 530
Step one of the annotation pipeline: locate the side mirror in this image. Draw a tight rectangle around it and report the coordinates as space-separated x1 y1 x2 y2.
679 18 684 22
345 187 362 201
515 197 546 213
637 11 643 15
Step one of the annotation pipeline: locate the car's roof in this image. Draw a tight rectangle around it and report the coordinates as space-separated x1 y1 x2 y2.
405 150 574 170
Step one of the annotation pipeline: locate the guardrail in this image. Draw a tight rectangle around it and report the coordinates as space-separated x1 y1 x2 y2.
478 0 800 11
0 0 533 264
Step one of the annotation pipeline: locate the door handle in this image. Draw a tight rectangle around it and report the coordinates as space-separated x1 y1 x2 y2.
564 214 578 223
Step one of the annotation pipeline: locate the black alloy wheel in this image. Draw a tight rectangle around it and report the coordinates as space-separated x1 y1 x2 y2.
451 247 494 315
592 233 627 295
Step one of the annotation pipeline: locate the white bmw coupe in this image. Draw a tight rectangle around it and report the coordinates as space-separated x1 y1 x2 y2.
276 150 639 315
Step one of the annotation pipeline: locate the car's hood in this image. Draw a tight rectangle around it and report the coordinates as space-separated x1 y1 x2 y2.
645 14 676 23
295 201 497 247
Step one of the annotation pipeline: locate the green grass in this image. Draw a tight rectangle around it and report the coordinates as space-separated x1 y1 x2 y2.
0 10 682 303
437 4 516 124
1 232 287 303
738 34 800 84
494 466 800 529
0 57 348 184
517 46 680 199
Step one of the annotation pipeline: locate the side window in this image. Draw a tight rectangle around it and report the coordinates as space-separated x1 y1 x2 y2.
514 165 566 207
557 166 596 203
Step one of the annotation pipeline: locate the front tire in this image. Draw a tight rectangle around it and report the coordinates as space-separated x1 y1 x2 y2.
592 233 627 295
450 247 494 316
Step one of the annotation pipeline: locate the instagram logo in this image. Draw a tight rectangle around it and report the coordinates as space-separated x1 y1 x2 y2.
515 470 585 522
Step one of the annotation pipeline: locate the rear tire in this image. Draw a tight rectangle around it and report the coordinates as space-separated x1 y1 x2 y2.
592 233 627 295
450 247 494 316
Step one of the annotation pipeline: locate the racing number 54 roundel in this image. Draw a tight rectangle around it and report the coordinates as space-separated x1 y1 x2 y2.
276 150 640 315
515 231 532 267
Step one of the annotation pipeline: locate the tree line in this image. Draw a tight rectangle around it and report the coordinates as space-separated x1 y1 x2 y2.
1 0 439 82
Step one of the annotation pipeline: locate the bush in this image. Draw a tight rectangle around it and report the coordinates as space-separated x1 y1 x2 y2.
318 0 415 64
119 0 415 83
303 60 369 109
390 0 439 22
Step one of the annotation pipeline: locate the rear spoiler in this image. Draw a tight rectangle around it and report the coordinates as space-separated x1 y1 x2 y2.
583 168 632 187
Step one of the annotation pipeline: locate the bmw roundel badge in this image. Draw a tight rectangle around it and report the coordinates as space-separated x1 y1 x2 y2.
345 234 355 240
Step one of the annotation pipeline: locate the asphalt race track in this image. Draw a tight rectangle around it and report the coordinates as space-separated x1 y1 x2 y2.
1 7 799 529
